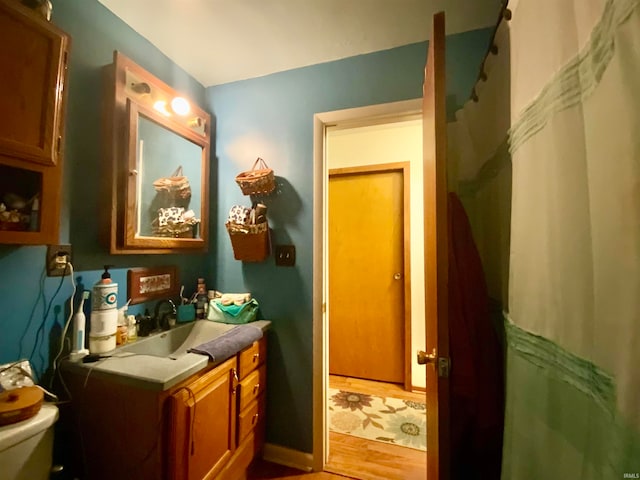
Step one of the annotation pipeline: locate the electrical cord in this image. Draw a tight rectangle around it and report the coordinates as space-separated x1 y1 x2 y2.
50 262 76 388
18 268 46 361
28 261 69 377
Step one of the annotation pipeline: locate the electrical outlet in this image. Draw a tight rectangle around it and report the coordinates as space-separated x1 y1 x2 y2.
275 245 296 267
46 244 72 277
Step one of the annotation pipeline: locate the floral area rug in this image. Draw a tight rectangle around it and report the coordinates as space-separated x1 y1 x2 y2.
328 387 427 451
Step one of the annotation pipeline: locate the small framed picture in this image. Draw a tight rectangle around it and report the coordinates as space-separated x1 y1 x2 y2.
127 266 179 305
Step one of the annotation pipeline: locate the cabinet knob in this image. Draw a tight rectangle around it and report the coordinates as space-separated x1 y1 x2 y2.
253 383 260 395
253 353 260 363
252 413 259 425
129 169 138 176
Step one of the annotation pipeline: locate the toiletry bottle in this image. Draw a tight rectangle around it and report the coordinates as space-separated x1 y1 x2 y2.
89 266 118 354
92 265 118 311
195 278 207 319
116 304 128 345
28 196 39 232
127 315 138 342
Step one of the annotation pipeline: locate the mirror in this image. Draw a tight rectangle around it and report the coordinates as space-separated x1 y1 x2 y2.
135 114 202 237
104 51 210 253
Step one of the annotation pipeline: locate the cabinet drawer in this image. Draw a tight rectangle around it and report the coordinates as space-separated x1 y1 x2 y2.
238 364 266 412
237 337 267 380
237 394 265 445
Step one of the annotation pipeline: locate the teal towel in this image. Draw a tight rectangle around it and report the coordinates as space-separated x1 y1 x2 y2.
208 299 259 324
215 299 257 317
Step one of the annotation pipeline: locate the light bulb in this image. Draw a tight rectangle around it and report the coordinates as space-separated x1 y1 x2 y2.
153 100 171 116
171 97 190 116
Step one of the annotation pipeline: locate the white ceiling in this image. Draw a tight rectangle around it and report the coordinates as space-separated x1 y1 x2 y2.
98 0 502 87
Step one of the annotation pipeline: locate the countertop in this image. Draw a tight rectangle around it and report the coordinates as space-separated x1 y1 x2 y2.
62 320 270 391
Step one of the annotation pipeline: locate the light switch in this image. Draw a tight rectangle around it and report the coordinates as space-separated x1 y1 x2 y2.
275 245 296 267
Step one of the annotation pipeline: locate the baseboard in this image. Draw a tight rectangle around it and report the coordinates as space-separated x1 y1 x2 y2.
262 443 314 472
412 385 426 393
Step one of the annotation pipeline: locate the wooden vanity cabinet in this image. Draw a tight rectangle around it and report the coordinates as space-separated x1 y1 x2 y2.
167 357 237 480
0 1 70 244
62 337 267 480
215 337 267 480
170 337 268 480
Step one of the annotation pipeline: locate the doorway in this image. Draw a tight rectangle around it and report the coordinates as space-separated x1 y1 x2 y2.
328 164 409 385
312 106 426 477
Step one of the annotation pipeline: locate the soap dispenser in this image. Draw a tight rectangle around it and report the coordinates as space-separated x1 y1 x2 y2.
91 265 118 311
89 265 119 353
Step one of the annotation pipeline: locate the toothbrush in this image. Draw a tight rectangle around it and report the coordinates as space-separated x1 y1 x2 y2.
70 291 90 361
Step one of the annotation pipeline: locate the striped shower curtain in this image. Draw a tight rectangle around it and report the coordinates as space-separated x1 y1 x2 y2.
450 0 640 477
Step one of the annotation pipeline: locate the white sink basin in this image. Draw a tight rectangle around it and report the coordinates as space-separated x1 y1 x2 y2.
118 320 236 358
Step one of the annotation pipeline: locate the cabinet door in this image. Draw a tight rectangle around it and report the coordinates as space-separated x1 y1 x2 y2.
168 358 238 480
0 2 69 166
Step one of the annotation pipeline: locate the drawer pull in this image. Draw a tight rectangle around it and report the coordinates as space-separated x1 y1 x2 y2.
252 413 259 425
253 353 260 363
253 383 260 395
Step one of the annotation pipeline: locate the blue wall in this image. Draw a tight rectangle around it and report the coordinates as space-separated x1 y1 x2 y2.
207 28 491 452
0 0 491 453
0 0 211 379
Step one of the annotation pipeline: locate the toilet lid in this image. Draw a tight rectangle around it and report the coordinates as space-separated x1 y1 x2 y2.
0 403 58 452
0 386 43 426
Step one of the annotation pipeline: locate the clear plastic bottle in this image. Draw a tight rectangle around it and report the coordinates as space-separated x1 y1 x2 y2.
127 315 138 342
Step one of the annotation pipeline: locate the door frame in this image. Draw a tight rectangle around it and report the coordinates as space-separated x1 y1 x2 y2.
312 98 422 471
328 162 412 387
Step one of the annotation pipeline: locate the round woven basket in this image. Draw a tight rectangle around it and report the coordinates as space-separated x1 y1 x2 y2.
235 158 275 195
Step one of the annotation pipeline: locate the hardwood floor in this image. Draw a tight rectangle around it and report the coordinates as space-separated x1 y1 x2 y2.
247 376 426 480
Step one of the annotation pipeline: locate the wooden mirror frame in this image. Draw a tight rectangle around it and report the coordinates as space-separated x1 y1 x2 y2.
103 51 211 254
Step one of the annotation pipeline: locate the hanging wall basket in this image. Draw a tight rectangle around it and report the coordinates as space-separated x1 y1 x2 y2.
152 165 192 200
226 220 270 262
235 157 275 196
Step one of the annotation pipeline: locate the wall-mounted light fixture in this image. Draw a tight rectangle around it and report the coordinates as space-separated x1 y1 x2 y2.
130 81 151 95
123 68 204 135
125 70 191 118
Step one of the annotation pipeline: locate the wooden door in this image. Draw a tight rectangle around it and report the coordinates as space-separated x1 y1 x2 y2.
328 164 408 384
423 11 450 480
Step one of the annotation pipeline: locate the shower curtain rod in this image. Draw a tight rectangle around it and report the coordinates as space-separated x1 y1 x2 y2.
470 0 512 102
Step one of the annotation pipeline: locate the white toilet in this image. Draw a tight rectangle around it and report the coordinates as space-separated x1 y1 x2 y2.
0 403 59 480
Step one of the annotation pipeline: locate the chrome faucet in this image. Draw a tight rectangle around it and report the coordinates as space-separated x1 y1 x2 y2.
154 299 177 330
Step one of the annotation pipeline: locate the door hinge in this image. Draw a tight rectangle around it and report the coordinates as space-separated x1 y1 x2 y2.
437 357 451 378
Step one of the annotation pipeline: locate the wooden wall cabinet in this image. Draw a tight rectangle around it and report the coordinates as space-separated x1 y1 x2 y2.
0 0 70 244
63 337 267 480
103 51 211 254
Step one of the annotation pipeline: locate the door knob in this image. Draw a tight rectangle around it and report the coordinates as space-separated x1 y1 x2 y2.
417 348 436 365
393 273 402 280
